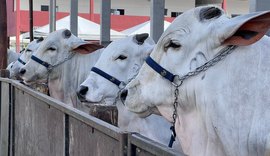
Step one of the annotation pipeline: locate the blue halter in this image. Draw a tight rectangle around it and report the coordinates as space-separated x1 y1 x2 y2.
18 58 26 65
145 56 176 82
91 67 123 87
31 55 52 69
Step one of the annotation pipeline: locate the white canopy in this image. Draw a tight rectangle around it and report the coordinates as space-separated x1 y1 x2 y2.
22 15 127 41
121 20 171 36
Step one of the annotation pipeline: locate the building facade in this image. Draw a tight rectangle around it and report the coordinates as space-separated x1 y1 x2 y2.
18 0 249 17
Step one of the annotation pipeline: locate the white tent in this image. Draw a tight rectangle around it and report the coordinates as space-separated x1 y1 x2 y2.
22 15 127 41
121 20 171 36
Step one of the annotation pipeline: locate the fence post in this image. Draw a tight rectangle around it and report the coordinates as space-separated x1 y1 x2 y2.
49 0 56 32
0 82 11 156
150 0 165 43
100 0 111 46
70 0 78 36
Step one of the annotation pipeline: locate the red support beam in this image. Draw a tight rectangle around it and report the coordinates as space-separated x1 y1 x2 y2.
16 0 20 52
222 0 227 12
90 0 94 21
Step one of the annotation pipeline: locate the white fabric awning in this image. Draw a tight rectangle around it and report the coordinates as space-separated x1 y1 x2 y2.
121 20 171 36
23 15 127 41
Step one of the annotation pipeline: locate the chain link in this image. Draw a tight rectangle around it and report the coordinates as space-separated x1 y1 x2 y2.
171 45 237 126
176 45 236 84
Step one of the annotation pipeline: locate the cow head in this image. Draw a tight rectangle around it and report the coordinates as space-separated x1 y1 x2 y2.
77 33 155 105
122 6 270 121
19 29 103 84
9 37 43 79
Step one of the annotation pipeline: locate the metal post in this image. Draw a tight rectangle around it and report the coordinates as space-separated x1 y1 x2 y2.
100 0 111 46
70 0 78 36
249 0 270 35
49 0 56 32
0 0 7 69
150 0 165 43
29 0 34 41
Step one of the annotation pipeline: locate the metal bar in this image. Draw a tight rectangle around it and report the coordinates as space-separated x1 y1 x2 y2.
29 0 33 41
16 0 20 52
64 114 70 156
100 0 111 46
49 0 56 32
0 0 7 69
150 0 165 43
70 0 78 36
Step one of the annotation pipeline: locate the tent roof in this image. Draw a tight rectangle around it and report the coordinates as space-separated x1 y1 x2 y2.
121 20 171 36
23 15 127 41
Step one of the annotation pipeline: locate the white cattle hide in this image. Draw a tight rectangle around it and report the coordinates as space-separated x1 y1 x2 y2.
7 49 20 65
8 38 43 79
124 6 270 156
78 34 182 152
20 29 103 112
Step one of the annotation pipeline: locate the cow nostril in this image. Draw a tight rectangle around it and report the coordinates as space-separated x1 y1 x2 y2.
120 89 128 102
79 86 88 96
19 68 26 75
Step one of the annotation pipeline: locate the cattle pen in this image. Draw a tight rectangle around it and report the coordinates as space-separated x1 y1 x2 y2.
0 78 183 156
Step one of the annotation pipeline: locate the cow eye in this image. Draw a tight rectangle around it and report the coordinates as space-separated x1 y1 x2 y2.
48 47 56 51
164 40 181 51
116 55 127 60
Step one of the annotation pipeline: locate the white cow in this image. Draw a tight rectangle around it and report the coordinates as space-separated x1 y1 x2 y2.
8 38 43 79
123 6 270 156
7 49 20 65
77 33 182 152
19 29 103 111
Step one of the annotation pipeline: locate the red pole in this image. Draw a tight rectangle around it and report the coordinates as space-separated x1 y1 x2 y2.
90 0 94 21
222 0 227 12
16 0 20 52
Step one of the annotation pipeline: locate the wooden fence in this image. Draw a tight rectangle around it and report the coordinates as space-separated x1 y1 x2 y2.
0 78 184 156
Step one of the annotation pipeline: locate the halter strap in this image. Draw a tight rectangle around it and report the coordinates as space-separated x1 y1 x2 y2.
18 58 26 65
31 55 52 69
145 56 175 82
91 67 122 87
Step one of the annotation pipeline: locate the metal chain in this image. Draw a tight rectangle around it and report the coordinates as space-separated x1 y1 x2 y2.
172 86 179 125
169 45 237 147
48 52 76 71
174 45 237 86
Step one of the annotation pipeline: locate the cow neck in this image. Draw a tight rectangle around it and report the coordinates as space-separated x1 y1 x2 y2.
50 50 102 107
145 45 237 148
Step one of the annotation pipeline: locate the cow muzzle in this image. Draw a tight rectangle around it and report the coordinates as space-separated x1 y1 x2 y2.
77 85 89 101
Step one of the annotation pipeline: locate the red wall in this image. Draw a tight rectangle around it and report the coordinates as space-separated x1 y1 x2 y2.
19 10 175 32
6 0 16 36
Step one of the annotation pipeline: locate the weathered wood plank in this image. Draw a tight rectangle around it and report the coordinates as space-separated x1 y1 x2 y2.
128 133 183 156
69 116 125 156
13 88 64 156
0 82 10 156
88 104 118 126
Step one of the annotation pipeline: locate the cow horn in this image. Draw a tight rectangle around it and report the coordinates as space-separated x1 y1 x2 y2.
62 29 72 38
134 33 149 45
199 6 222 21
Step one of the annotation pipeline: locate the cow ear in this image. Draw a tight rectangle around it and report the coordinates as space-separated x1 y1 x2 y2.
220 11 270 46
73 42 104 54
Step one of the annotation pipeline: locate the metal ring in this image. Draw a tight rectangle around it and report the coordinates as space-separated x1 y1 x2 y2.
172 75 183 87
